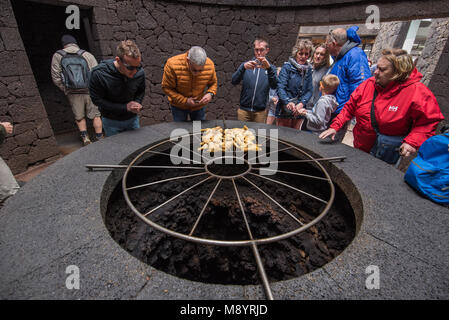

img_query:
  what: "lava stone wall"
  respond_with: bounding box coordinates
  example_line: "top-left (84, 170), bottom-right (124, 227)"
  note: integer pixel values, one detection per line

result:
top-left (428, 33), bottom-right (449, 128)
top-left (2, 0), bottom-right (449, 174)
top-left (417, 18), bottom-right (449, 87)
top-left (91, 0), bottom-right (301, 124)
top-left (0, 0), bottom-right (60, 174)
top-left (369, 21), bottom-right (409, 63)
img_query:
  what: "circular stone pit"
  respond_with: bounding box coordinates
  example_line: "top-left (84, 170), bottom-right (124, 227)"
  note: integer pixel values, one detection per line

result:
top-left (0, 121), bottom-right (447, 300)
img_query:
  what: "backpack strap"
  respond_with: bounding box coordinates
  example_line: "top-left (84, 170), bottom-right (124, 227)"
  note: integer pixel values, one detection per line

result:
top-left (56, 49), bottom-right (67, 57)
top-left (76, 49), bottom-right (85, 56)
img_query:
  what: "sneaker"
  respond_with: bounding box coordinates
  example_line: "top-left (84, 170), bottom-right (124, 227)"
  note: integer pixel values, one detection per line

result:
top-left (81, 135), bottom-right (92, 146)
top-left (95, 134), bottom-right (104, 142)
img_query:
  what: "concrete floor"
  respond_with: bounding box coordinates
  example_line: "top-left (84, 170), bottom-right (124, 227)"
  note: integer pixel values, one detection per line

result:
top-left (14, 131), bottom-right (84, 183)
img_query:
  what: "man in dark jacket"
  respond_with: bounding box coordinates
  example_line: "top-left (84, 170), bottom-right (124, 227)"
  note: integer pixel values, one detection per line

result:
top-left (89, 40), bottom-right (145, 137)
top-left (231, 37), bottom-right (277, 123)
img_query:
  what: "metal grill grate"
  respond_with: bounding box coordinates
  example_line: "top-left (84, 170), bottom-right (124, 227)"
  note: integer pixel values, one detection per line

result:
top-left (87, 131), bottom-right (345, 300)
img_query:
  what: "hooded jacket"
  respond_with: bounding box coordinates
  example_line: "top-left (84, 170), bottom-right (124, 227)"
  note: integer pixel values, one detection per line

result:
top-left (89, 59), bottom-right (146, 121)
top-left (276, 58), bottom-right (313, 118)
top-left (305, 94), bottom-right (338, 132)
top-left (330, 68), bottom-right (444, 153)
top-left (329, 26), bottom-right (371, 114)
top-left (231, 59), bottom-right (277, 112)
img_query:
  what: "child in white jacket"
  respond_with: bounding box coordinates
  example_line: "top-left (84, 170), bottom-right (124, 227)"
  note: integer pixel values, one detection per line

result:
top-left (298, 74), bottom-right (340, 133)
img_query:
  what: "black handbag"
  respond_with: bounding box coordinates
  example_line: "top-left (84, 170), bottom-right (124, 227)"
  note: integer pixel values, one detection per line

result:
top-left (369, 90), bottom-right (405, 164)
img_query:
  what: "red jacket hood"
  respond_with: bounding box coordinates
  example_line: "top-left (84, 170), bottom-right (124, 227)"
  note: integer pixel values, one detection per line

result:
top-left (374, 68), bottom-right (422, 97)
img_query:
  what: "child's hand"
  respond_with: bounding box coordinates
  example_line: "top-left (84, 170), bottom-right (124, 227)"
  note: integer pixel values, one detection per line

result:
top-left (298, 108), bottom-right (307, 116)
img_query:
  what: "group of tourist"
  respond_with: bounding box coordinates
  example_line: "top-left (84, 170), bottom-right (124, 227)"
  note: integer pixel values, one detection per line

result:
top-left (0, 26), bottom-right (445, 204)
top-left (231, 27), bottom-right (443, 164)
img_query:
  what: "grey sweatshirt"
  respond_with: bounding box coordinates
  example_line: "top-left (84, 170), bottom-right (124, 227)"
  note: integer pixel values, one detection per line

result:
top-left (305, 94), bottom-right (338, 133)
top-left (306, 65), bottom-right (329, 110)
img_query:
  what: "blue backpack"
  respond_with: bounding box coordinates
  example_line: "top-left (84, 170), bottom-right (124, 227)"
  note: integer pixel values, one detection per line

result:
top-left (57, 49), bottom-right (90, 91)
top-left (404, 133), bottom-right (449, 206)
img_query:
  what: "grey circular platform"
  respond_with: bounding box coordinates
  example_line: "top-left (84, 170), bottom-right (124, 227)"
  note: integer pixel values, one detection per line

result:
top-left (0, 121), bottom-right (447, 299)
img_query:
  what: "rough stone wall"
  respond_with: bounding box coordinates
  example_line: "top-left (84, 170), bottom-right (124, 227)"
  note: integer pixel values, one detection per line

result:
top-left (88, 0), bottom-right (301, 125)
top-left (369, 21), bottom-right (408, 63)
top-left (0, 0), bottom-right (60, 174)
top-left (427, 32), bottom-right (449, 129)
top-left (416, 18), bottom-right (449, 86)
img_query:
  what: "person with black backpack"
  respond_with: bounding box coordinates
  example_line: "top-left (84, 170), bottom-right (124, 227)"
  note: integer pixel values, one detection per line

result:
top-left (51, 35), bottom-right (103, 146)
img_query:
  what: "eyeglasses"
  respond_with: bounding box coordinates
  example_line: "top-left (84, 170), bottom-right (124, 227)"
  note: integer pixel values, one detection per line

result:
top-left (120, 58), bottom-right (142, 71)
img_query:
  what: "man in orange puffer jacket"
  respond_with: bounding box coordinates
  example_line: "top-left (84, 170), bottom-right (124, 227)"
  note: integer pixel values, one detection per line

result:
top-left (162, 46), bottom-right (218, 121)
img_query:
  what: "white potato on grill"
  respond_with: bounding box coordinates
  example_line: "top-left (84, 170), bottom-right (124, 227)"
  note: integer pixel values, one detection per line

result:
top-left (199, 125), bottom-right (261, 152)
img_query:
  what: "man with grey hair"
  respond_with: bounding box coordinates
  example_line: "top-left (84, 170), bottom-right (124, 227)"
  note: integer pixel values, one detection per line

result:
top-left (162, 46), bottom-right (218, 121)
top-left (325, 26), bottom-right (370, 141)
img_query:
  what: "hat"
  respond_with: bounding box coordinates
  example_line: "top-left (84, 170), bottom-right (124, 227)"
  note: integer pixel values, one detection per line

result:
top-left (61, 34), bottom-right (77, 47)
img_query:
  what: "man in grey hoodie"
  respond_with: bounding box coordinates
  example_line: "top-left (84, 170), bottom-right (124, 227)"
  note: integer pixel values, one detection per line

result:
top-left (298, 74), bottom-right (340, 133)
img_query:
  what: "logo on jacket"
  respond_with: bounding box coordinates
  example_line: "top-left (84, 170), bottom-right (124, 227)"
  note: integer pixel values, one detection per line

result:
top-left (388, 106), bottom-right (399, 112)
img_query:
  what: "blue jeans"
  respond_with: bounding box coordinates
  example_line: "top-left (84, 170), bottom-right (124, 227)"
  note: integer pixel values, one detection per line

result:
top-left (102, 116), bottom-right (140, 137)
top-left (171, 106), bottom-right (205, 122)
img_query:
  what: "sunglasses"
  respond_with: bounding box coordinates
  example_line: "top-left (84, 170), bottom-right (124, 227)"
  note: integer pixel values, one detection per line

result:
top-left (120, 58), bottom-right (142, 71)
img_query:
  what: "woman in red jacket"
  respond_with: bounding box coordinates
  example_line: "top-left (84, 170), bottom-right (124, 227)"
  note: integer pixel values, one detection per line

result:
top-left (319, 48), bottom-right (444, 160)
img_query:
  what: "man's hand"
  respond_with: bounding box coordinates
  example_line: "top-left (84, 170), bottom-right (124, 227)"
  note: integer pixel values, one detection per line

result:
top-left (272, 96), bottom-right (279, 105)
top-left (399, 142), bottom-right (417, 157)
top-left (244, 60), bottom-right (258, 70)
top-left (0, 122), bottom-right (13, 134)
top-left (186, 97), bottom-right (199, 108)
top-left (198, 93), bottom-right (213, 106)
top-left (127, 101), bottom-right (142, 114)
top-left (258, 57), bottom-right (270, 69)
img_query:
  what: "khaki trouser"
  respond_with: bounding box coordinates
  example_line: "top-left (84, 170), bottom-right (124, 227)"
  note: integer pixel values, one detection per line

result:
top-left (237, 108), bottom-right (267, 124)
top-left (66, 93), bottom-right (101, 121)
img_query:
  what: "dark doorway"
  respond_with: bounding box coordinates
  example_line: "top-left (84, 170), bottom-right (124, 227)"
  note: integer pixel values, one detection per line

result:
top-left (11, 0), bottom-right (94, 135)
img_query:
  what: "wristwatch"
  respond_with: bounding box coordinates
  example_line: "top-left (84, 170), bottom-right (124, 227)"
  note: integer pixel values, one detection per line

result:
top-left (208, 92), bottom-right (215, 99)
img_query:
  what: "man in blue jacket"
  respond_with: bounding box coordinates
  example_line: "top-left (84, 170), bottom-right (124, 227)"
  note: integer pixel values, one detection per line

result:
top-left (231, 37), bottom-right (278, 123)
top-left (326, 26), bottom-right (370, 140)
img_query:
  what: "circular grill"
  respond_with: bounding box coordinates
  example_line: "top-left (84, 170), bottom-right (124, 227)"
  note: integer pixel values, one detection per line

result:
top-left (120, 132), bottom-right (336, 249)
top-left (92, 130), bottom-right (344, 300)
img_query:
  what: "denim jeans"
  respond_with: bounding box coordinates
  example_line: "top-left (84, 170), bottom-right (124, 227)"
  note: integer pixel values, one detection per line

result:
top-left (171, 106), bottom-right (205, 122)
top-left (102, 116), bottom-right (140, 137)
